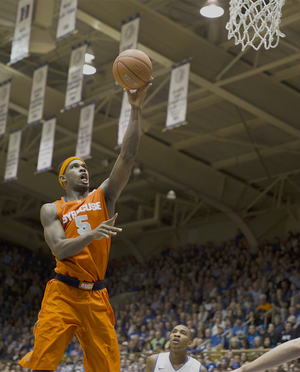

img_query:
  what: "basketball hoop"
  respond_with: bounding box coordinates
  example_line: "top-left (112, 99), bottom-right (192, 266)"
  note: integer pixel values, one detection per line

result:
top-left (226, 0), bottom-right (286, 51)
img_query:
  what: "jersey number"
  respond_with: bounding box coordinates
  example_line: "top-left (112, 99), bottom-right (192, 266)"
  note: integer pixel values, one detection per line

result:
top-left (75, 215), bottom-right (91, 235)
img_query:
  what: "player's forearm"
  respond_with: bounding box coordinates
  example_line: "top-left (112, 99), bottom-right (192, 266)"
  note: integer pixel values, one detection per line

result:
top-left (53, 232), bottom-right (95, 260)
top-left (120, 107), bottom-right (141, 159)
top-left (240, 339), bottom-right (300, 372)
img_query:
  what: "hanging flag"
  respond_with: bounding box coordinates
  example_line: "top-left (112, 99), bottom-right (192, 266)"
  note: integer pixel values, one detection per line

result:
top-left (56, 0), bottom-right (78, 41)
top-left (75, 102), bottom-right (95, 160)
top-left (117, 91), bottom-right (131, 148)
top-left (0, 80), bottom-right (12, 138)
top-left (36, 116), bottom-right (56, 174)
top-left (119, 15), bottom-right (140, 53)
top-left (27, 63), bottom-right (48, 126)
top-left (165, 61), bottom-right (190, 131)
top-left (64, 43), bottom-right (87, 111)
top-left (10, 0), bottom-right (34, 64)
top-left (4, 129), bottom-right (22, 182)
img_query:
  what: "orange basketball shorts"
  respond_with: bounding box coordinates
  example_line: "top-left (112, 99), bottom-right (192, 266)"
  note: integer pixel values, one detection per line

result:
top-left (19, 279), bottom-right (120, 372)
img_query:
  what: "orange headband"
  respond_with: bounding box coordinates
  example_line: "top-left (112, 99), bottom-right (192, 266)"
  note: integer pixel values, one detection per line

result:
top-left (58, 157), bottom-right (86, 189)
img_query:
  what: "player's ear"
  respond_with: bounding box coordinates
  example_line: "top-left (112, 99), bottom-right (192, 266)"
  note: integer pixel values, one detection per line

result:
top-left (188, 340), bottom-right (193, 348)
top-left (60, 174), bottom-right (67, 184)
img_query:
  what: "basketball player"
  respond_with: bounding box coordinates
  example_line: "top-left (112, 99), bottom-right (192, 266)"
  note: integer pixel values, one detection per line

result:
top-left (146, 325), bottom-right (207, 372)
top-left (19, 79), bottom-right (153, 372)
top-left (233, 337), bottom-right (300, 372)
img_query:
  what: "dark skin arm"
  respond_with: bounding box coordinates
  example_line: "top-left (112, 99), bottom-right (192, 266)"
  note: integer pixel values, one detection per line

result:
top-left (40, 203), bottom-right (121, 260)
top-left (101, 79), bottom-right (153, 217)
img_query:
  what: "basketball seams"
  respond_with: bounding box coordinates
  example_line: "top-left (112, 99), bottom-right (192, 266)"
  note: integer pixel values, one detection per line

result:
top-left (117, 61), bottom-right (148, 84)
top-left (116, 55), bottom-right (152, 74)
top-left (115, 62), bottom-right (133, 89)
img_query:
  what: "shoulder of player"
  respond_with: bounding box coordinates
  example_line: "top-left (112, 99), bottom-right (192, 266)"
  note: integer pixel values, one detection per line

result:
top-left (40, 203), bottom-right (57, 223)
top-left (200, 364), bottom-right (208, 372)
top-left (41, 202), bottom-right (56, 214)
top-left (87, 187), bottom-right (102, 199)
top-left (146, 354), bottom-right (158, 369)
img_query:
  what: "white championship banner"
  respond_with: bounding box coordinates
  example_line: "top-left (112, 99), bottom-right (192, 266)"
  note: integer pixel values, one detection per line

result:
top-left (117, 91), bottom-right (131, 148)
top-left (27, 64), bottom-right (48, 126)
top-left (10, 0), bottom-right (34, 64)
top-left (75, 102), bottom-right (95, 160)
top-left (56, 0), bottom-right (78, 41)
top-left (36, 116), bottom-right (56, 174)
top-left (0, 80), bottom-right (12, 138)
top-left (64, 43), bottom-right (87, 111)
top-left (166, 62), bottom-right (190, 130)
top-left (119, 16), bottom-right (140, 53)
top-left (4, 129), bottom-right (22, 182)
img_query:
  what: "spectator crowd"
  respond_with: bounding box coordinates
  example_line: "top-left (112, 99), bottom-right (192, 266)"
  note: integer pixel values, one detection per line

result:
top-left (1, 229), bottom-right (300, 371)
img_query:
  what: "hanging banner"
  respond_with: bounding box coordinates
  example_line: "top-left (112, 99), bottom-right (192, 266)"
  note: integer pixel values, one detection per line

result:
top-left (56, 0), bottom-right (78, 41)
top-left (36, 116), bottom-right (56, 174)
top-left (64, 43), bottom-right (87, 111)
top-left (27, 64), bottom-right (48, 126)
top-left (0, 80), bottom-right (12, 138)
top-left (117, 91), bottom-right (131, 148)
top-left (165, 62), bottom-right (190, 130)
top-left (10, 0), bottom-right (34, 64)
top-left (119, 16), bottom-right (140, 53)
top-left (75, 102), bottom-right (95, 160)
top-left (4, 129), bottom-right (22, 182)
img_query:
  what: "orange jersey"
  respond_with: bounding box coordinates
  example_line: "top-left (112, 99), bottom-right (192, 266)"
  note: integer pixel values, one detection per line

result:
top-left (54, 187), bottom-right (110, 282)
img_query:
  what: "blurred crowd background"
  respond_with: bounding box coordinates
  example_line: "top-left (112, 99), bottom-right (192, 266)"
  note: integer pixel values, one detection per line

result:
top-left (1, 230), bottom-right (300, 371)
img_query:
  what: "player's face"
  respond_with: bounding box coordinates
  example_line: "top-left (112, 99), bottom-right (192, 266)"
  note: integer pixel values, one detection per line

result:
top-left (170, 325), bottom-right (191, 350)
top-left (65, 160), bottom-right (89, 190)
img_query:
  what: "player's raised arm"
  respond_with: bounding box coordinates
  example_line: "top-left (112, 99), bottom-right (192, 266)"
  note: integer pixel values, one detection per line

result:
top-left (101, 79), bottom-right (153, 217)
top-left (235, 338), bottom-right (300, 372)
top-left (146, 354), bottom-right (158, 372)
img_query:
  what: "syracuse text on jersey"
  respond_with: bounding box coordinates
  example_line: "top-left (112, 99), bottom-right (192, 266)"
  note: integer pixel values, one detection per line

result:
top-left (62, 202), bottom-right (102, 224)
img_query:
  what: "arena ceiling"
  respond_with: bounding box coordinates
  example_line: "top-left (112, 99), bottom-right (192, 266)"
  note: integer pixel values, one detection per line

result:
top-left (1, 0), bottom-right (300, 253)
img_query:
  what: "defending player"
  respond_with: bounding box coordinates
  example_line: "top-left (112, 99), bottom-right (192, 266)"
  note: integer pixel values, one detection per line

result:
top-left (146, 325), bottom-right (207, 372)
top-left (19, 79), bottom-right (152, 372)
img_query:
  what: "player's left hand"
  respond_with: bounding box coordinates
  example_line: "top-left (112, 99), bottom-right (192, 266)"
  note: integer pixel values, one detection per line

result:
top-left (124, 77), bottom-right (154, 109)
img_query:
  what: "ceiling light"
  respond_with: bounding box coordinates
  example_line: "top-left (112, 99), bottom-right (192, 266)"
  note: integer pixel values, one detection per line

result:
top-left (166, 190), bottom-right (176, 200)
top-left (85, 45), bottom-right (95, 62)
top-left (83, 64), bottom-right (96, 75)
top-left (85, 52), bottom-right (95, 62)
top-left (200, 1), bottom-right (224, 18)
top-left (132, 167), bottom-right (142, 176)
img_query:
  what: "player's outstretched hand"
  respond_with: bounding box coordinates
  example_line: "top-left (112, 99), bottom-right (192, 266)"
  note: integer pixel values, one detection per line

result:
top-left (93, 213), bottom-right (122, 240)
top-left (124, 77), bottom-right (154, 109)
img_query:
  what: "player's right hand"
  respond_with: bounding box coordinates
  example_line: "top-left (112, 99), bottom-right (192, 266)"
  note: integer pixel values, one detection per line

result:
top-left (92, 213), bottom-right (122, 240)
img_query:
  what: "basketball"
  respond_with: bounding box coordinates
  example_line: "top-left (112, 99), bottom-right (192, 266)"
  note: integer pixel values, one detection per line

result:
top-left (113, 49), bottom-right (152, 90)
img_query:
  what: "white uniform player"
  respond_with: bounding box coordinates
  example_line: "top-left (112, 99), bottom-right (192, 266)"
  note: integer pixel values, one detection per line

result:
top-left (146, 325), bottom-right (207, 372)
top-left (153, 352), bottom-right (202, 372)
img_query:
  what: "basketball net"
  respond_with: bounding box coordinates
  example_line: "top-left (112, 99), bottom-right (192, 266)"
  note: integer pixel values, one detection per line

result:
top-left (226, 0), bottom-right (286, 51)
